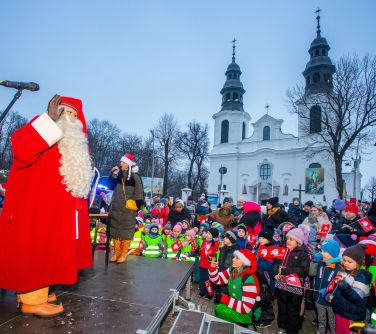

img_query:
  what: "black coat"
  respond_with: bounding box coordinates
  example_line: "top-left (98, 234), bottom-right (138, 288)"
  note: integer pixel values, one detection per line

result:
top-left (167, 207), bottom-right (192, 228)
top-left (265, 208), bottom-right (292, 229)
top-left (239, 211), bottom-right (261, 228)
top-left (274, 246), bottom-right (310, 278)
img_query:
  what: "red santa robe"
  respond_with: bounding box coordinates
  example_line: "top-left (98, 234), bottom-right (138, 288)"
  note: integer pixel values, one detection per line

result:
top-left (0, 112), bottom-right (92, 293)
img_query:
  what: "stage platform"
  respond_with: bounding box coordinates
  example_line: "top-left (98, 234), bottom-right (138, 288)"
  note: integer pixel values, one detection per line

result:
top-left (0, 252), bottom-right (194, 334)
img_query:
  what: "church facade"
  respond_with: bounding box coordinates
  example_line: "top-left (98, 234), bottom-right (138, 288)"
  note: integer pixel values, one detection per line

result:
top-left (208, 14), bottom-right (361, 205)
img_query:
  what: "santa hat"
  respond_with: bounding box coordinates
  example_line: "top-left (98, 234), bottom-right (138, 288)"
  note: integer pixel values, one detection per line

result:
top-left (59, 96), bottom-right (86, 134)
top-left (345, 203), bottom-right (359, 215)
top-left (233, 249), bottom-right (258, 273)
top-left (243, 201), bottom-right (261, 214)
top-left (120, 153), bottom-right (137, 180)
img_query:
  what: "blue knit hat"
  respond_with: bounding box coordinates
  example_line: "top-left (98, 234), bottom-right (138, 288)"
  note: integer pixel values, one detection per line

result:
top-left (320, 239), bottom-right (340, 258)
top-left (333, 199), bottom-right (347, 211)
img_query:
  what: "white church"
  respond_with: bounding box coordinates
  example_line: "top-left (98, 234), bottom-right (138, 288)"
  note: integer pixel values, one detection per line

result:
top-left (208, 14), bottom-right (361, 205)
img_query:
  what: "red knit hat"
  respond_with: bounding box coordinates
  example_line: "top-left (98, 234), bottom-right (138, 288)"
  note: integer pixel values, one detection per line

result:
top-left (345, 203), bottom-right (359, 215)
top-left (233, 249), bottom-right (258, 273)
top-left (59, 96), bottom-right (86, 134)
top-left (243, 201), bottom-right (261, 214)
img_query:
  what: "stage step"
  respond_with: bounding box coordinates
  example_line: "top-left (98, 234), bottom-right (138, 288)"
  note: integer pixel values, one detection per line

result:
top-left (169, 310), bottom-right (205, 334)
top-left (207, 320), bottom-right (234, 334)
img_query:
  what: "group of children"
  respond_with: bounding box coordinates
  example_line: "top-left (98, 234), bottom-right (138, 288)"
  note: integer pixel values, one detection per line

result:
top-left (122, 202), bottom-right (375, 334)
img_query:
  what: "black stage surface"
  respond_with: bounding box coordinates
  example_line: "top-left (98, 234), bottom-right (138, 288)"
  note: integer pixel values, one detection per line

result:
top-left (0, 252), bottom-right (193, 334)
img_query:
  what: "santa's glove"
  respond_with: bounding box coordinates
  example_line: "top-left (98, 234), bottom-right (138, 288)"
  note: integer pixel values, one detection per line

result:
top-left (214, 293), bottom-right (222, 304)
top-left (47, 95), bottom-right (63, 121)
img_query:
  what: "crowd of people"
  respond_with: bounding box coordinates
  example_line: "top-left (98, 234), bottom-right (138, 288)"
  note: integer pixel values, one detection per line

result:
top-left (103, 193), bottom-right (376, 334)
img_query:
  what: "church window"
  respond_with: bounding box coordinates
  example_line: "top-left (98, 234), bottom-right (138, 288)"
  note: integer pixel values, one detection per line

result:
top-left (315, 49), bottom-right (319, 56)
top-left (226, 93), bottom-right (230, 101)
top-left (221, 120), bottom-right (229, 143)
top-left (313, 72), bottom-right (320, 83)
top-left (309, 163), bottom-right (322, 168)
top-left (233, 92), bottom-right (238, 101)
top-left (242, 184), bottom-right (247, 194)
top-left (310, 105), bottom-right (322, 133)
top-left (260, 164), bottom-right (271, 180)
top-left (322, 49), bottom-right (326, 56)
top-left (263, 126), bottom-right (270, 141)
top-left (306, 76), bottom-right (311, 85)
top-left (324, 73), bottom-right (330, 83)
top-left (283, 184), bottom-right (289, 195)
top-left (242, 122), bottom-right (246, 140)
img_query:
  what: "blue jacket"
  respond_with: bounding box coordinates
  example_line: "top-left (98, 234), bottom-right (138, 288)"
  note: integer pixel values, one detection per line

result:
top-left (313, 256), bottom-right (341, 306)
top-left (255, 244), bottom-right (277, 292)
top-left (288, 203), bottom-right (303, 224)
top-left (235, 237), bottom-right (252, 250)
top-left (332, 269), bottom-right (371, 321)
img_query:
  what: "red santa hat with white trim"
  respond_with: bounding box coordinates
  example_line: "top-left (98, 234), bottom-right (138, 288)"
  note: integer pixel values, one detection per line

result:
top-left (120, 153), bottom-right (138, 180)
top-left (59, 96), bottom-right (86, 134)
top-left (233, 249), bottom-right (258, 274)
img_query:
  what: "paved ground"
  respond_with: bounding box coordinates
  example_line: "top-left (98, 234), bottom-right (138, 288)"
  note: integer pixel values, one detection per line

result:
top-left (160, 280), bottom-right (317, 334)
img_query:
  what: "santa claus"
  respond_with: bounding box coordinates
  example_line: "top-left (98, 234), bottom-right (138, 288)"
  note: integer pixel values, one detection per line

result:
top-left (0, 95), bottom-right (94, 316)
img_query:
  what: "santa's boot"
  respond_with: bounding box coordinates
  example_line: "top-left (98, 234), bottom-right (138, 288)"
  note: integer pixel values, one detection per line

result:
top-left (110, 239), bottom-right (122, 262)
top-left (17, 293), bottom-right (57, 307)
top-left (117, 240), bottom-right (131, 264)
top-left (19, 287), bottom-right (64, 317)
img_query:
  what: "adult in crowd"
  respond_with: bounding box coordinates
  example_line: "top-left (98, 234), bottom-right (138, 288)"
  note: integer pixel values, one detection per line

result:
top-left (301, 200), bottom-right (313, 221)
top-left (0, 95), bottom-right (94, 316)
top-left (166, 199), bottom-right (192, 228)
top-left (210, 200), bottom-right (234, 232)
top-left (239, 201), bottom-right (262, 237)
top-left (150, 197), bottom-right (169, 227)
top-left (288, 197), bottom-right (303, 225)
top-left (264, 197), bottom-right (291, 228)
top-left (327, 198), bottom-right (347, 231)
top-left (366, 200), bottom-right (376, 226)
top-left (302, 204), bottom-right (331, 230)
top-left (109, 153), bottom-right (145, 264)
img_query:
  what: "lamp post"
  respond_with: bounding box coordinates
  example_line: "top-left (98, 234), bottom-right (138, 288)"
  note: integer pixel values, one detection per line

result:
top-left (150, 129), bottom-right (155, 200)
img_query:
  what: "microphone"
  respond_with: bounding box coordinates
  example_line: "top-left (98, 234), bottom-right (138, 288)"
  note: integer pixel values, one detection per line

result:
top-left (0, 80), bottom-right (40, 92)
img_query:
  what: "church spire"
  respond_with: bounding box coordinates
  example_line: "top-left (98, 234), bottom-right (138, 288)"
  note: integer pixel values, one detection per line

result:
top-left (303, 8), bottom-right (335, 95)
top-left (220, 39), bottom-right (246, 112)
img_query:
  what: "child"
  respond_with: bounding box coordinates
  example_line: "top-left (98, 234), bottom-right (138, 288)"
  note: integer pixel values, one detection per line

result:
top-left (313, 239), bottom-right (341, 334)
top-left (180, 229), bottom-right (197, 262)
top-left (218, 231), bottom-right (238, 271)
top-left (330, 244), bottom-right (371, 334)
top-left (236, 224), bottom-right (252, 250)
top-left (128, 220), bottom-right (144, 256)
top-left (199, 228), bottom-right (219, 298)
top-left (274, 227), bottom-right (310, 334)
top-left (142, 223), bottom-right (164, 258)
top-left (164, 224), bottom-right (183, 260)
top-left (181, 220), bottom-right (190, 236)
top-left (162, 224), bottom-right (171, 243)
top-left (288, 198), bottom-right (303, 225)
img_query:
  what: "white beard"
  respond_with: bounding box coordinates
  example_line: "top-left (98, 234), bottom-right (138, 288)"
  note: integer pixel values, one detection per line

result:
top-left (56, 115), bottom-right (94, 198)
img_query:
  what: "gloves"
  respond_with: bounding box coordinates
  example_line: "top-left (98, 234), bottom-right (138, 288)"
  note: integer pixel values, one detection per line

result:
top-left (214, 293), bottom-right (222, 304)
top-left (319, 288), bottom-right (326, 297)
top-left (313, 252), bottom-right (323, 263)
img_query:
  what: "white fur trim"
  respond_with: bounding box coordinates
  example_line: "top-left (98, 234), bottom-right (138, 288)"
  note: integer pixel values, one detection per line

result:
top-left (234, 250), bottom-right (251, 266)
top-left (120, 156), bottom-right (134, 166)
top-left (31, 113), bottom-right (63, 147)
top-left (132, 165), bottom-right (139, 173)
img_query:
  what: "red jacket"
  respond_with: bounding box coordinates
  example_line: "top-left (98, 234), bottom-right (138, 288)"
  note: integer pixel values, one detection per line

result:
top-left (199, 239), bottom-right (219, 269)
top-left (150, 205), bottom-right (169, 227)
top-left (0, 113), bottom-right (92, 292)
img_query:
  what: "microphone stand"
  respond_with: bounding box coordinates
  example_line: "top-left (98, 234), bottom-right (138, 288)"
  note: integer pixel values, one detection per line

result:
top-left (0, 89), bottom-right (23, 124)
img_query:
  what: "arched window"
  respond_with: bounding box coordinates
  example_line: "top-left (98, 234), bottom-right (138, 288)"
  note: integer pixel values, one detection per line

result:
top-left (263, 126), bottom-right (270, 141)
top-left (221, 120), bottom-right (229, 143)
top-left (283, 184), bottom-right (289, 195)
top-left (226, 93), bottom-right (230, 101)
top-left (313, 72), bottom-right (320, 83)
top-left (233, 92), bottom-right (238, 101)
top-left (310, 105), bottom-right (322, 133)
top-left (260, 164), bottom-right (271, 180)
top-left (242, 122), bottom-right (246, 140)
top-left (242, 184), bottom-right (247, 194)
top-left (309, 163), bottom-right (322, 168)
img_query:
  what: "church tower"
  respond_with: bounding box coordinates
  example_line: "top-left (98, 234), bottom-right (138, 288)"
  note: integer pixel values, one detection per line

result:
top-left (298, 9), bottom-right (336, 136)
top-left (213, 39), bottom-right (251, 145)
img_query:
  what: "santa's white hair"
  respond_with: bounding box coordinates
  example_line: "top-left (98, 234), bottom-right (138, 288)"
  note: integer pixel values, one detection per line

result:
top-left (56, 114), bottom-right (94, 198)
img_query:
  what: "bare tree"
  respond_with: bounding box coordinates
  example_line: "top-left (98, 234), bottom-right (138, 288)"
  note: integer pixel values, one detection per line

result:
top-left (0, 111), bottom-right (27, 170)
top-left (177, 121), bottom-right (209, 190)
top-left (365, 177), bottom-right (376, 202)
top-left (288, 55), bottom-right (376, 198)
top-left (154, 113), bottom-right (180, 195)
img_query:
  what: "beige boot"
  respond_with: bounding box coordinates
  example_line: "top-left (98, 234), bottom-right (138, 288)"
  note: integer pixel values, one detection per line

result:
top-left (110, 239), bottom-right (122, 262)
top-left (117, 240), bottom-right (131, 264)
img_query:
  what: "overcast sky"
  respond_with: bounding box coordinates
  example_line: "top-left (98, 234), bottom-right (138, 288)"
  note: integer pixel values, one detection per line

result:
top-left (1, 1), bottom-right (375, 187)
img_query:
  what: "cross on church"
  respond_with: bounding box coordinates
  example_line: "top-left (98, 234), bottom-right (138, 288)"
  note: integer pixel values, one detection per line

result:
top-left (232, 38), bottom-right (237, 60)
top-left (292, 184), bottom-right (306, 202)
top-left (315, 7), bottom-right (322, 36)
top-left (265, 104), bottom-right (270, 115)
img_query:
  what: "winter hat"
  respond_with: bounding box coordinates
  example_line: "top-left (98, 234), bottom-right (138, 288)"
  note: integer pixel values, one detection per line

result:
top-left (345, 204), bottom-right (359, 215)
top-left (343, 244), bottom-right (366, 266)
top-left (258, 224), bottom-right (274, 242)
top-left (59, 96), bottom-right (86, 134)
top-left (211, 222), bottom-right (222, 229)
top-left (333, 199), bottom-right (347, 211)
top-left (237, 224), bottom-right (247, 233)
top-left (225, 230), bottom-right (237, 243)
top-left (200, 222), bottom-right (209, 231)
top-left (304, 200), bottom-right (314, 207)
top-left (173, 224), bottom-right (182, 232)
top-left (175, 199), bottom-right (185, 208)
top-left (163, 224), bottom-right (172, 231)
top-left (243, 201), bottom-right (261, 214)
top-left (185, 229), bottom-right (196, 238)
top-left (233, 249), bottom-right (258, 272)
top-left (267, 197), bottom-right (279, 206)
top-left (286, 227), bottom-right (305, 246)
top-left (149, 222), bottom-right (159, 232)
top-left (218, 226), bottom-right (224, 237)
top-left (152, 196), bottom-right (160, 204)
top-left (120, 153), bottom-right (136, 180)
top-left (196, 202), bottom-right (210, 215)
top-left (223, 197), bottom-right (231, 204)
top-left (321, 239), bottom-right (340, 258)
top-left (208, 228), bottom-right (219, 239)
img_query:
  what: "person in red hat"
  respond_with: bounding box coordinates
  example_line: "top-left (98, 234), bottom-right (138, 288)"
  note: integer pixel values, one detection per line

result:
top-left (0, 95), bottom-right (94, 316)
top-left (109, 153), bottom-right (145, 263)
